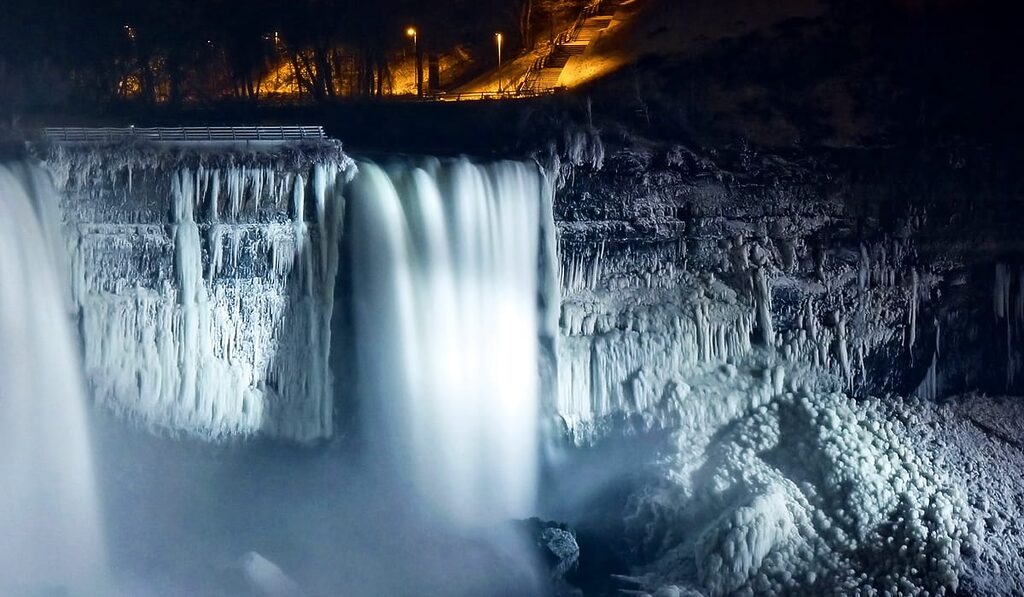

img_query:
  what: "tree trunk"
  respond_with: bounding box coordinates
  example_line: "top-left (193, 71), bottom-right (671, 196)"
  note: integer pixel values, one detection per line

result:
top-left (521, 0), bottom-right (535, 50)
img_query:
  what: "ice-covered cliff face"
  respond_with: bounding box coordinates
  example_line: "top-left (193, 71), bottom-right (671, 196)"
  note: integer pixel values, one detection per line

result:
top-left (46, 142), bottom-right (562, 533)
top-left (46, 143), bottom-right (559, 460)
top-left (34, 135), bottom-right (1024, 593)
top-left (548, 144), bottom-right (1024, 442)
top-left (48, 143), bottom-right (353, 442)
top-left (541, 144), bottom-right (1024, 595)
top-left (49, 139), bottom-right (1019, 449)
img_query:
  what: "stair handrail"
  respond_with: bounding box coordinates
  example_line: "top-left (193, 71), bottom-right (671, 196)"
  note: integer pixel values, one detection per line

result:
top-left (516, 54), bottom-right (549, 92)
top-left (517, 0), bottom-right (604, 92)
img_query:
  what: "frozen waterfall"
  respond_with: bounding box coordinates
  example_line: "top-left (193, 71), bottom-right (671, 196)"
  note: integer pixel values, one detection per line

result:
top-left (0, 163), bottom-right (106, 594)
top-left (346, 158), bottom-right (548, 527)
top-left (53, 147), bottom-right (350, 442)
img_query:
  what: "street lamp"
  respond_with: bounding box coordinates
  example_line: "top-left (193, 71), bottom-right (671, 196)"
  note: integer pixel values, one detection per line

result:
top-left (495, 32), bottom-right (503, 94)
top-left (407, 27), bottom-right (422, 97)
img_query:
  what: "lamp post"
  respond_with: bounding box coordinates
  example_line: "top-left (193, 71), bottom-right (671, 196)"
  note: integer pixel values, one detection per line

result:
top-left (496, 32), bottom-right (504, 94)
top-left (407, 27), bottom-right (422, 97)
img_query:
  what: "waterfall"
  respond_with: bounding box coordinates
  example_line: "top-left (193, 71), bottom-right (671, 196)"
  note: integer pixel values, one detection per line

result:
top-left (0, 163), bottom-right (106, 594)
top-left (346, 158), bottom-right (547, 527)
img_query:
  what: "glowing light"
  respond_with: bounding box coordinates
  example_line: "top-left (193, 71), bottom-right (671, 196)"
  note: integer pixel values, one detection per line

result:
top-left (495, 32), bottom-right (504, 93)
top-left (406, 27), bottom-right (421, 96)
top-left (117, 74), bottom-right (142, 98)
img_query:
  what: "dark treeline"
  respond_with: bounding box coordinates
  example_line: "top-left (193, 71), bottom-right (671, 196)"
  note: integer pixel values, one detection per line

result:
top-left (0, 0), bottom-right (577, 113)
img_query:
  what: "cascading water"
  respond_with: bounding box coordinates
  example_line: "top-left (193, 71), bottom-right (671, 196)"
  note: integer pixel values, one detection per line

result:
top-left (346, 158), bottom-right (547, 527)
top-left (0, 163), bottom-right (106, 594)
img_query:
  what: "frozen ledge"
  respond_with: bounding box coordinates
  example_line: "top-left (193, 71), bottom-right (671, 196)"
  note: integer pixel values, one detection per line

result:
top-left (43, 126), bottom-right (326, 144)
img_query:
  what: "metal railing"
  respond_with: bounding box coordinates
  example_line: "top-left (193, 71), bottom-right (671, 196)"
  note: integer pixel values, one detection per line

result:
top-left (424, 88), bottom-right (559, 102)
top-left (518, 55), bottom-right (550, 93)
top-left (43, 126), bottom-right (326, 143)
top-left (558, 1), bottom-right (600, 46)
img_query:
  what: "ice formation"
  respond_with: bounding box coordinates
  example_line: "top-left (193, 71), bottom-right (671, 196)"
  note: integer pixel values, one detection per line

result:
top-left (34, 137), bottom-right (1013, 593)
top-left (346, 158), bottom-right (555, 527)
top-left (0, 162), bottom-right (106, 594)
top-left (551, 222), bottom-right (935, 443)
top-left (545, 227), bottom-right (977, 594)
top-left (555, 240), bottom-right (758, 439)
top-left (546, 151), bottom-right (988, 593)
top-left (622, 385), bottom-right (972, 596)
top-left (50, 146), bottom-right (350, 441)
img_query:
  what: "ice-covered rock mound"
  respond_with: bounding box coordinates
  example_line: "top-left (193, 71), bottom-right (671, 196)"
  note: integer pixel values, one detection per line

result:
top-left (623, 391), bottom-right (976, 595)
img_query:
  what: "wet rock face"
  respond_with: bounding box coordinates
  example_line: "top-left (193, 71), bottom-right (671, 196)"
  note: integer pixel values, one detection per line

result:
top-left (517, 518), bottom-right (583, 596)
top-left (552, 142), bottom-right (1024, 436)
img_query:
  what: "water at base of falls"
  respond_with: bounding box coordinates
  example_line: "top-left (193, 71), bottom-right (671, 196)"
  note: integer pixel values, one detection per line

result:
top-left (346, 158), bottom-right (545, 528)
top-left (0, 163), bottom-right (106, 594)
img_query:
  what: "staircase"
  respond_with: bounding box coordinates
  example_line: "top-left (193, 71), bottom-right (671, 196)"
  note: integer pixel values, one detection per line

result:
top-left (518, 0), bottom-right (623, 93)
top-left (574, 16), bottom-right (613, 43)
top-left (548, 43), bottom-right (586, 68)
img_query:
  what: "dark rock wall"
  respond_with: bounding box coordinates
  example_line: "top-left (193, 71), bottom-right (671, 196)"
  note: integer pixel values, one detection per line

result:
top-left (552, 142), bottom-right (1024, 436)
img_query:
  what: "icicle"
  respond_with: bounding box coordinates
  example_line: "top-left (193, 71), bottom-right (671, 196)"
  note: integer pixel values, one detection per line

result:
top-left (908, 268), bottom-right (918, 349)
top-left (834, 313), bottom-right (852, 386)
top-left (591, 240), bottom-right (605, 290)
top-left (207, 225), bottom-right (224, 283)
top-left (1016, 268), bottom-right (1024, 328)
top-left (995, 263), bottom-right (1010, 320)
top-left (754, 267), bottom-right (775, 346)
top-left (538, 170), bottom-right (560, 341)
top-left (994, 263), bottom-right (1019, 389)
top-left (915, 321), bottom-right (941, 401)
top-left (230, 228), bottom-right (243, 267)
top-left (208, 169), bottom-right (220, 222)
top-left (858, 243), bottom-right (870, 290)
top-left (228, 167), bottom-right (242, 219)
